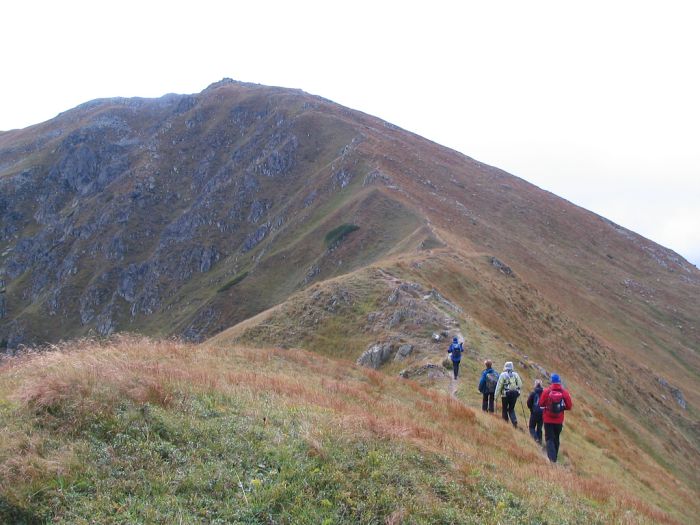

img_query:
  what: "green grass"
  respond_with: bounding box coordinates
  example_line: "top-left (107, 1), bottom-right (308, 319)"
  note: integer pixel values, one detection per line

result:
top-left (217, 271), bottom-right (249, 293)
top-left (1, 395), bottom-right (531, 524)
top-left (324, 224), bottom-right (359, 248)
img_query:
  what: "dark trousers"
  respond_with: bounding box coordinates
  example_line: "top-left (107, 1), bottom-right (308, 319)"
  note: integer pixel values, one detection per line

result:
top-left (452, 360), bottom-right (460, 379)
top-left (529, 412), bottom-right (543, 444)
top-left (482, 392), bottom-right (495, 412)
top-left (501, 392), bottom-right (519, 427)
top-left (544, 423), bottom-right (563, 462)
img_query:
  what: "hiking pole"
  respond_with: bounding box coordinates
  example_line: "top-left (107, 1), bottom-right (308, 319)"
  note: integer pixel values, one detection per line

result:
top-left (519, 398), bottom-right (527, 420)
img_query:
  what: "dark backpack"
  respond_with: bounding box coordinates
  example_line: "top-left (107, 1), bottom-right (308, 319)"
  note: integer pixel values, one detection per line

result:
top-left (548, 390), bottom-right (566, 414)
top-left (532, 391), bottom-right (543, 415)
top-left (484, 371), bottom-right (499, 394)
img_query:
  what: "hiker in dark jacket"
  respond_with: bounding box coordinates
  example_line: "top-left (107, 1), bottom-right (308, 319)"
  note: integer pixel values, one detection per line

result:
top-left (526, 379), bottom-right (544, 444)
top-left (447, 337), bottom-right (463, 380)
top-left (538, 374), bottom-right (573, 463)
top-left (477, 359), bottom-right (498, 412)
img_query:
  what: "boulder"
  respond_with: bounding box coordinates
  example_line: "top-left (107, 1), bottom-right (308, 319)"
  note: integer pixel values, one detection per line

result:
top-left (357, 343), bottom-right (394, 369)
top-left (394, 344), bottom-right (414, 361)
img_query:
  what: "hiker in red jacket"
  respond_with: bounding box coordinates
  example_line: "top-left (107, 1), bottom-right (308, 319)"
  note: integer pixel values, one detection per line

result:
top-left (538, 374), bottom-right (573, 463)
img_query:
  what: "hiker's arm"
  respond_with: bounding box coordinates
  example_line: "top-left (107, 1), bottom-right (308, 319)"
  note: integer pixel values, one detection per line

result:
top-left (538, 390), bottom-right (548, 410)
top-left (565, 391), bottom-right (573, 410)
top-left (526, 392), bottom-right (533, 409)
top-left (494, 375), bottom-right (503, 398)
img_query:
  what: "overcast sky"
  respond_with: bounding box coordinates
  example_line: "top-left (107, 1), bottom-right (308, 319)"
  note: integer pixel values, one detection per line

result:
top-left (2, 1), bottom-right (698, 266)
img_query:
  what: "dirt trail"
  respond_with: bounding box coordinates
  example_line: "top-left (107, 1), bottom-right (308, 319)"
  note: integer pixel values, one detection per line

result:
top-left (449, 378), bottom-right (458, 398)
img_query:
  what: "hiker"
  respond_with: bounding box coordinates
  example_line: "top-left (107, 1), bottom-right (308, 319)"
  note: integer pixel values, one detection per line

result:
top-left (494, 361), bottom-right (522, 427)
top-left (526, 379), bottom-right (544, 444)
top-left (447, 337), bottom-right (463, 380)
top-left (477, 359), bottom-right (498, 412)
top-left (538, 374), bottom-right (573, 463)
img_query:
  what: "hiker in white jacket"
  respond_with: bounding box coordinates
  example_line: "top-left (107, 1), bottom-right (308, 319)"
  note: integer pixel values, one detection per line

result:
top-left (494, 361), bottom-right (523, 428)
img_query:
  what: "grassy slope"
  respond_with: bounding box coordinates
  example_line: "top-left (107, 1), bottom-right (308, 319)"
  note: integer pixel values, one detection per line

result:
top-left (210, 254), bottom-right (698, 523)
top-left (0, 337), bottom-right (679, 524)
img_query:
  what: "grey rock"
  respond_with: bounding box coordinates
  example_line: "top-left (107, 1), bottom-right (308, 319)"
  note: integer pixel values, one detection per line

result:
top-left (80, 285), bottom-right (110, 325)
top-left (387, 288), bottom-right (400, 304)
top-left (357, 343), bottom-right (395, 369)
top-left (96, 307), bottom-right (115, 336)
top-left (243, 222), bottom-right (270, 252)
top-left (394, 344), bottom-right (414, 361)
top-left (399, 363), bottom-right (446, 380)
top-left (490, 257), bottom-right (514, 277)
top-left (657, 377), bottom-right (687, 410)
top-left (304, 265), bottom-right (320, 284)
top-left (303, 190), bottom-right (318, 207)
top-left (247, 199), bottom-right (271, 223)
top-left (333, 169), bottom-right (352, 189)
top-left (363, 170), bottom-right (392, 187)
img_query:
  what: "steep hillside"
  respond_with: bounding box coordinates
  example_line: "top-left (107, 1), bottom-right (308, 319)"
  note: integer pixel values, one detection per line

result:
top-left (1, 79), bottom-right (698, 519)
top-left (0, 337), bottom-right (687, 524)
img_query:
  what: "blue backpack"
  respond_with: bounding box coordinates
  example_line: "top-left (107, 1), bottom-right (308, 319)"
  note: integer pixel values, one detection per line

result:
top-left (449, 343), bottom-right (463, 362)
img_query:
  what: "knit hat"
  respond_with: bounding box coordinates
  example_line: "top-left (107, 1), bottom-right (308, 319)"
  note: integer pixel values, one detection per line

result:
top-left (504, 361), bottom-right (513, 371)
top-left (551, 373), bottom-right (561, 384)
top-left (453, 337), bottom-right (459, 343)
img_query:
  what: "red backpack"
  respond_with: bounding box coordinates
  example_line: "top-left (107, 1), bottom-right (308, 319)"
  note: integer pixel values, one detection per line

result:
top-left (548, 390), bottom-right (566, 414)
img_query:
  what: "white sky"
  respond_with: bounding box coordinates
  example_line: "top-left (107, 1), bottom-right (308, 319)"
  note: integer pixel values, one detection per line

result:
top-left (2, 1), bottom-right (699, 266)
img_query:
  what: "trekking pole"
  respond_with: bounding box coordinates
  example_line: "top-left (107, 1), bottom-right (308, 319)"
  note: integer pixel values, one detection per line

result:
top-left (519, 398), bottom-right (527, 420)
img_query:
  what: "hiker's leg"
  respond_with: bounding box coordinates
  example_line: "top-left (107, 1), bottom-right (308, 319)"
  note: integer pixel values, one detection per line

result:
top-left (482, 393), bottom-right (488, 411)
top-left (508, 394), bottom-right (518, 426)
top-left (453, 361), bottom-right (459, 379)
top-left (501, 398), bottom-right (509, 421)
top-left (544, 423), bottom-right (557, 462)
top-left (488, 393), bottom-right (495, 412)
top-left (528, 413), bottom-right (537, 440)
top-left (535, 416), bottom-right (543, 444)
top-left (553, 424), bottom-right (562, 458)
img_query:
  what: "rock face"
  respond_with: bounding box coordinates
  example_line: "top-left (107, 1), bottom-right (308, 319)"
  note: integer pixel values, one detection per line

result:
top-left (0, 83), bottom-right (368, 348)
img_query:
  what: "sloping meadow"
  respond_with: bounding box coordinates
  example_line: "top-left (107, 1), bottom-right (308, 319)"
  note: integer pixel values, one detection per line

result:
top-left (0, 337), bottom-right (678, 524)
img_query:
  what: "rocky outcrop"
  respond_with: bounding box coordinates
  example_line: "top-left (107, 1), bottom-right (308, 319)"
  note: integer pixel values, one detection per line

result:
top-left (657, 377), bottom-right (687, 410)
top-left (394, 344), bottom-right (414, 361)
top-left (357, 343), bottom-right (395, 369)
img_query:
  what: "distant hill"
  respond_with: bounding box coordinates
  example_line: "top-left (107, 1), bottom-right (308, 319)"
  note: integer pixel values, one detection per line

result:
top-left (0, 79), bottom-right (698, 521)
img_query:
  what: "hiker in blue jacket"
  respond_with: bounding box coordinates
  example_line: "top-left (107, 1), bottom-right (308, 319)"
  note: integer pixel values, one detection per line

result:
top-left (447, 337), bottom-right (463, 380)
top-left (478, 359), bottom-right (498, 412)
